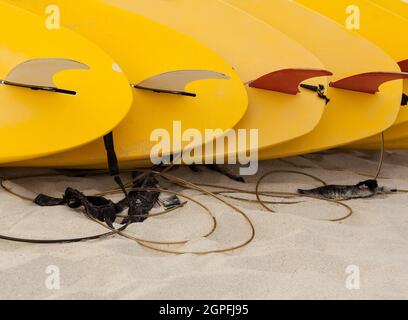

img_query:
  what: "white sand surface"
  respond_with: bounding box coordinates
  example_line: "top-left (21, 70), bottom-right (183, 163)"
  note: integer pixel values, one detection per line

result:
top-left (1, 150), bottom-right (408, 300)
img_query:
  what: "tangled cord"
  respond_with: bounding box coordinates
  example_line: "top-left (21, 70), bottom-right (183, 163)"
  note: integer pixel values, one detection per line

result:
top-left (89, 187), bottom-right (219, 248)
top-left (0, 171), bottom-right (257, 255)
top-left (1, 143), bottom-right (383, 255)
top-left (187, 134), bottom-right (388, 223)
top-left (254, 171), bottom-right (353, 222)
top-left (0, 174), bottom-right (117, 244)
top-left (191, 171), bottom-right (352, 222)
top-left (98, 170), bottom-right (257, 254)
top-left (0, 176), bottom-right (219, 249)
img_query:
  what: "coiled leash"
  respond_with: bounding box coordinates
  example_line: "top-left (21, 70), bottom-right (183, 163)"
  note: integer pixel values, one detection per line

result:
top-left (34, 188), bottom-right (123, 229)
top-left (34, 132), bottom-right (138, 229)
top-left (116, 172), bottom-right (160, 224)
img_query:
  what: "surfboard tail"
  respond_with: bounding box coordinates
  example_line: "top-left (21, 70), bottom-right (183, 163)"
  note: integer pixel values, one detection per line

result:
top-left (249, 68), bottom-right (333, 95)
top-left (329, 72), bottom-right (408, 94)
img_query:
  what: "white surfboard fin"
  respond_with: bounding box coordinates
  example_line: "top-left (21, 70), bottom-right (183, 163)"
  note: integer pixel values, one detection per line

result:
top-left (1, 58), bottom-right (89, 95)
top-left (248, 69), bottom-right (333, 95)
top-left (399, 60), bottom-right (408, 72)
top-left (132, 70), bottom-right (230, 97)
top-left (330, 72), bottom-right (408, 94)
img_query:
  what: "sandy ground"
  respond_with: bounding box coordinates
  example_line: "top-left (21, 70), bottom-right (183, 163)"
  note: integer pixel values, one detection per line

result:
top-left (1, 150), bottom-right (408, 300)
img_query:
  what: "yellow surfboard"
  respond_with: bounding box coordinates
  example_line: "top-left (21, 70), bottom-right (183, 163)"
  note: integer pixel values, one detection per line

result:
top-left (366, 137), bottom-right (408, 150)
top-left (295, 0), bottom-right (408, 148)
top-left (226, 0), bottom-right (403, 159)
top-left (82, 0), bottom-right (331, 163)
top-left (370, 0), bottom-right (408, 19)
top-left (351, 0), bottom-right (408, 149)
top-left (5, 0), bottom-right (248, 168)
top-left (349, 135), bottom-right (408, 150)
top-left (0, 1), bottom-right (132, 164)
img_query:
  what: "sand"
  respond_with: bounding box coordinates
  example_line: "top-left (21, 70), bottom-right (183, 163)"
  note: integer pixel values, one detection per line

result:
top-left (1, 150), bottom-right (408, 300)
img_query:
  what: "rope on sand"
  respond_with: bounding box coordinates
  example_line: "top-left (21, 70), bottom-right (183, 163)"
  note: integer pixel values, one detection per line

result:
top-left (3, 144), bottom-right (383, 255)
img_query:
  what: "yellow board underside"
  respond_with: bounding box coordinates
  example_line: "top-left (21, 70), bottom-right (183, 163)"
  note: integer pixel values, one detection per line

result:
top-left (97, 0), bottom-right (329, 160)
top-left (226, 0), bottom-right (402, 159)
top-left (0, 1), bottom-right (133, 164)
top-left (5, 0), bottom-right (248, 168)
top-left (295, 0), bottom-right (408, 148)
top-left (369, 0), bottom-right (408, 20)
top-left (351, 0), bottom-right (408, 149)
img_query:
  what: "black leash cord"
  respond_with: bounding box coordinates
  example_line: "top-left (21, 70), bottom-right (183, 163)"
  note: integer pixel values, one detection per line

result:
top-left (0, 177), bottom-right (131, 245)
top-left (0, 231), bottom-right (114, 244)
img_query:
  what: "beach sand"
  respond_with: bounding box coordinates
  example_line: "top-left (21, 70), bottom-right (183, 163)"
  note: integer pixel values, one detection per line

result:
top-left (1, 150), bottom-right (408, 300)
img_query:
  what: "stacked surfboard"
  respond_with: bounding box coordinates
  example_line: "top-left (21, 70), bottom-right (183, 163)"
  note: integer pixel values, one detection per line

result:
top-left (1, 0), bottom-right (407, 170)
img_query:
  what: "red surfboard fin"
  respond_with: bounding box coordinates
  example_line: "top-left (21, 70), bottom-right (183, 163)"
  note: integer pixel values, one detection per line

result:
top-left (330, 72), bottom-right (408, 94)
top-left (249, 68), bottom-right (333, 95)
top-left (399, 60), bottom-right (408, 72)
